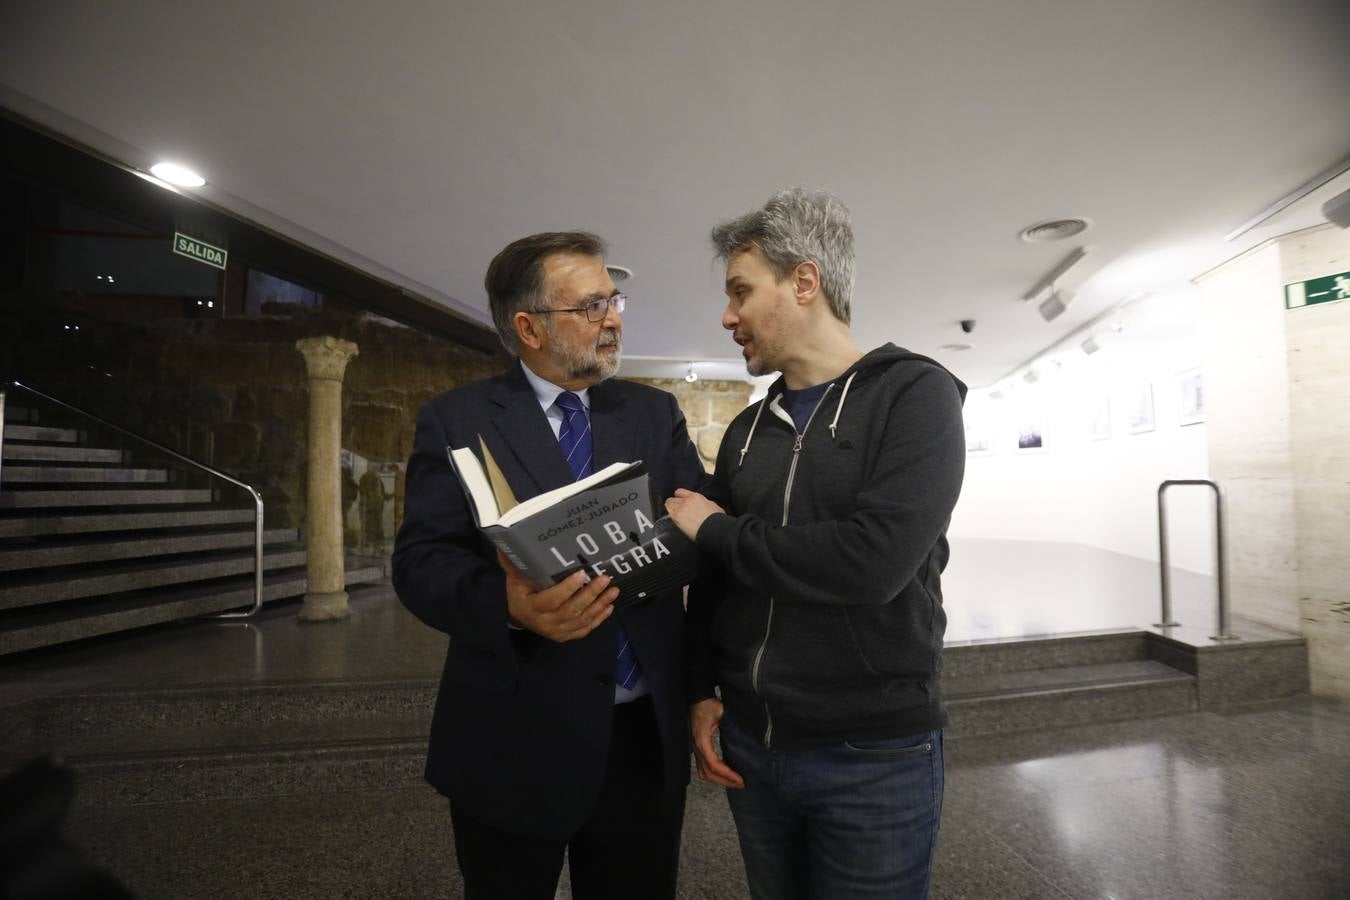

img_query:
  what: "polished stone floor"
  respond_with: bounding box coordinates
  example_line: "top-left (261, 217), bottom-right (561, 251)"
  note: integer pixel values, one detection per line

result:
top-left (61, 696), bottom-right (1350, 899)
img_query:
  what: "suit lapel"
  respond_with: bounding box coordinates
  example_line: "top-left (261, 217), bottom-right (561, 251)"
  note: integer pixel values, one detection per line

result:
top-left (486, 365), bottom-right (574, 498)
top-left (589, 379), bottom-right (635, 469)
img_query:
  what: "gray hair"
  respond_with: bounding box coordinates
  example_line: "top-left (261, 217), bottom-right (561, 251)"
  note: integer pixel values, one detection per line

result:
top-left (484, 231), bottom-right (607, 354)
top-left (710, 189), bottom-right (855, 324)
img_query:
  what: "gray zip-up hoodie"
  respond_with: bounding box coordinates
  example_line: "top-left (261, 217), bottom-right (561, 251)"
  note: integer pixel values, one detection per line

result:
top-left (685, 343), bottom-right (966, 748)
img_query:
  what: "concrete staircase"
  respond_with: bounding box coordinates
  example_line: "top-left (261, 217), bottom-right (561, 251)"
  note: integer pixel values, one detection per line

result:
top-left (0, 402), bottom-right (385, 656)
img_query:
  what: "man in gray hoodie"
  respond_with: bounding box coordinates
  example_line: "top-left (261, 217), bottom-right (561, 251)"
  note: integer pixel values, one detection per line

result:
top-left (666, 189), bottom-right (966, 900)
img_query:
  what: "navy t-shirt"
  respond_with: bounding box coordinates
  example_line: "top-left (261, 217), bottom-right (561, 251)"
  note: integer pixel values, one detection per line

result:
top-left (778, 381), bottom-right (833, 434)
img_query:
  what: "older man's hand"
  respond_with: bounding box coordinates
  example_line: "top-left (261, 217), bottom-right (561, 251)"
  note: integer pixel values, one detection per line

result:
top-left (498, 552), bottom-right (617, 642)
top-left (664, 488), bottom-right (726, 541)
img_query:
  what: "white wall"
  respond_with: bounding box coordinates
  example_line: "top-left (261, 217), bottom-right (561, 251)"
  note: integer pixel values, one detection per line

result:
top-left (950, 291), bottom-right (1215, 574)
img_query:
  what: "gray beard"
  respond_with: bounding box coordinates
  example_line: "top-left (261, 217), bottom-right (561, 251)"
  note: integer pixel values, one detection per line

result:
top-left (553, 334), bottom-right (622, 383)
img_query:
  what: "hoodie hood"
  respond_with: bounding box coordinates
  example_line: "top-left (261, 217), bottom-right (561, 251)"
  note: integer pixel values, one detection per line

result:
top-left (736, 343), bottom-right (967, 468)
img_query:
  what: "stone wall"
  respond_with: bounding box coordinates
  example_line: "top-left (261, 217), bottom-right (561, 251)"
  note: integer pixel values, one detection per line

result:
top-left (624, 377), bottom-right (754, 471)
top-left (1197, 223), bottom-right (1350, 700)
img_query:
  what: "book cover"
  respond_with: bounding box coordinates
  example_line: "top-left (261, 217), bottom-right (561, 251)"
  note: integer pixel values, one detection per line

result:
top-left (447, 439), bottom-right (702, 605)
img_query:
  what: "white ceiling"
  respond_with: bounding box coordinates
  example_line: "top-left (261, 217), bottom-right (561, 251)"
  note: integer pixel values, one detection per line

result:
top-left (3, 0), bottom-right (1348, 387)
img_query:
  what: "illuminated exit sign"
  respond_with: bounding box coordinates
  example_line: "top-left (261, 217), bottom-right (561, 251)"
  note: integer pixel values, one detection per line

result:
top-left (173, 232), bottom-right (228, 270)
top-left (1284, 271), bottom-right (1350, 310)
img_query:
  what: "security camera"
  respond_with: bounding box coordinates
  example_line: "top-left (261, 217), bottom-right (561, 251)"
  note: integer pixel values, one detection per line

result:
top-left (960, 319), bottom-right (976, 334)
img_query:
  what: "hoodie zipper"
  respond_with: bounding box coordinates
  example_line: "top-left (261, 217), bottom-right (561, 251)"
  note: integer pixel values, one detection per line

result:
top-left (749, 383), bottom-right (836, 748)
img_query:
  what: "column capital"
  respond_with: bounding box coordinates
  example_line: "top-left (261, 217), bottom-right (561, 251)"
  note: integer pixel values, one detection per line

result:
top-left (295, 336), bottom-right (359, 382)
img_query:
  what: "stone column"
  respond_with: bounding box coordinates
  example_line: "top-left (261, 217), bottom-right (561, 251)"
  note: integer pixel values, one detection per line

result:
top-left (295, 336), bottom-right (359, 622)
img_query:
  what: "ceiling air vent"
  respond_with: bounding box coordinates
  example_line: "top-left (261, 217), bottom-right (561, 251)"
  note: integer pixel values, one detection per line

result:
top-left (1019, 218), bottom-right (1091, 243)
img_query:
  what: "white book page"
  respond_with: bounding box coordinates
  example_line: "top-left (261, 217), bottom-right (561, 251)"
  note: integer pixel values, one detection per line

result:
top-left (498, 461), bottom-right (633, 527)
top-left (449, 446), bottom-right (503, 526)
top-left (449, 445), bottom-right (633, 529)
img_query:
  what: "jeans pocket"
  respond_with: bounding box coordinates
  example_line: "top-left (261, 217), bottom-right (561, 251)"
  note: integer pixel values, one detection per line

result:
top-left (843, 731), bottom-right (935, 755)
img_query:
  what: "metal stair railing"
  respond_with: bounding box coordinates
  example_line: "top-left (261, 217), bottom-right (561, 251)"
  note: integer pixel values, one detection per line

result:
top-left (1156, 479), bottom-right (1238, 642)
top-left (0, 380), bottom-right (266, 619)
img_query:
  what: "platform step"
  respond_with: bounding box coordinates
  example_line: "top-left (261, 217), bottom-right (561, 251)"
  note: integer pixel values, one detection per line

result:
top-left (67, 737), bottom-right (427, 807)
top-left (3, 444), bottom-right (122, 463)
top-left (0, 564), bottom-right (387, 656)
top-left (0, 506), bottom-right (256, 538)
top-left (3, 679), bottom-right (436, 760)
top-left (0, 546), bottom-right (310, 610)
top-left (3, 425), bottom-right (78, 443)
top-left (0, 527), bottom-right (298, 572)
top-left (945, 659), bottom-right (1196, 736)
top-left (944, 630), bottom-right (1148, 678)
top-left (0, 488), bottom-right (213, 509)
top-left (1, 465), bottom-right (168, 484)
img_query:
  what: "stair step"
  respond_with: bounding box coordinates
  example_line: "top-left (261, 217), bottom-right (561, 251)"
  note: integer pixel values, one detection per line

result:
top-left (0, 527), bottom-right (298, 572)
top-left (944, 630), bottom-right (1147, 678)
top-left (0, 564), bottom-right (387, 655)
top-left (945, 660), bottom-right (1195, 737)
top-left (0, 506), bottom-right (256, 538)
top-left (4, 425), bottom-right (78, 443)
top-left (0, 488), bottom-right (213, 509)
top-left (3, 444), bottom-right (122, 463)
top-left (4, 680), bottom-right (436, 759)
top-left (2, 465), bottom-right (168, 484)
top-left (0, 546), bottom-right (310, 610)
top-left (68, 737), bottom-right (426, 807)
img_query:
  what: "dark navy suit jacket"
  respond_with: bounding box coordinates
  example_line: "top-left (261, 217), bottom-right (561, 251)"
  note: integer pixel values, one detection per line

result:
top-left (392, 362), bottom-right (707, 840)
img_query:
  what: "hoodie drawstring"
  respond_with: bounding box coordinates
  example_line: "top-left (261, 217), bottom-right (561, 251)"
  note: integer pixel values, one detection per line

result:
top-left (737, 397), bottom-right (768, 469)
top-left (828, 371), bottom-right (858, 440)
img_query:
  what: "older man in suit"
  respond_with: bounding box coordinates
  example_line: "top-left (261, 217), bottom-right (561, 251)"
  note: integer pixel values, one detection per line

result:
top-left (392, 231), bottom-right (706, 900)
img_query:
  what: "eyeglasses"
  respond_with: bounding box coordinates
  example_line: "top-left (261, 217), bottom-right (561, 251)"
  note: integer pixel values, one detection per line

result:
top-left (532, 293), bottom-right (627, 323)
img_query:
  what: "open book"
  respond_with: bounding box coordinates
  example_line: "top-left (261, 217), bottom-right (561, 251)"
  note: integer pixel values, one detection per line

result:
top-left (447, 438), bottom-right (703, 605)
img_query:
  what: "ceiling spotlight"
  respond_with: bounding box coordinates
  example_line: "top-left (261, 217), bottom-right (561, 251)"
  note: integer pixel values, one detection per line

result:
top-left (1038, 289), bottom-right (1074, 322)
top-left (684, 363), bottom-right (698, 383)
top-left (1082, 335), bottom-right (1102, 355)
top-left (606, 265), bottom-right (633, 282)
top-left (149, 161), bottom-right (207, 187)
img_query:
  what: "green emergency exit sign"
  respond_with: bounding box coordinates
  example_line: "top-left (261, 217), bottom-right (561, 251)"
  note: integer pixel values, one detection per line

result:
top-left (173, 232), bottom-right (228, 270)
top-left (1284, 271), bottom-right (1350, 310)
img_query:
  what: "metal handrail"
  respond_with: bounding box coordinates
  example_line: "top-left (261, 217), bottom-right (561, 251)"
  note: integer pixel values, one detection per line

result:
top-left (1, 380), bottom-right (265, 618)
top-left (1156, 479), bottom-right (1238, 642)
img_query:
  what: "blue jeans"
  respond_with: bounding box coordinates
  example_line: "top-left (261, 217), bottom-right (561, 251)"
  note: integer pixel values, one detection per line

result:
top-left (719, 717), bottom-right (944, 900)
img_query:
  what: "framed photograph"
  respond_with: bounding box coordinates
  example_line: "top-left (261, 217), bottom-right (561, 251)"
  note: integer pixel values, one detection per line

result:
top-left (1088, 397), bottom-right (1112, 441)
top-left (1126, 384), bottom-right (1156, 434)
top-left (965, 418), bottom-right (994, 457)
top-left (1014, 407), bottom-right (1048, 453)
top-left (1177, 369), bottom-right (1205, 426)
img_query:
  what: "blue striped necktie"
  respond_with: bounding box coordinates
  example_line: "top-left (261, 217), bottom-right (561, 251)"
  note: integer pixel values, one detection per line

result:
top-left (555, 391), bottom-right (641, 691)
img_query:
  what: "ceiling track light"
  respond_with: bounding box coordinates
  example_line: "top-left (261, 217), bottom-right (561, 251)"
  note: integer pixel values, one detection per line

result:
top-left (1037, 288), bottom-right (1075, 322)
top-left (1021, 246), bottom-right (1090, 303)
top-left (1226, 153), bottom-right (1350, 241)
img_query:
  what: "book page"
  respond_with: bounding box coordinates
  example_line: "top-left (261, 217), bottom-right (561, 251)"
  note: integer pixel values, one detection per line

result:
top-left (448, 446), bottom-right (502, 526)
top-left (497, 461), bottom-right (637, 528)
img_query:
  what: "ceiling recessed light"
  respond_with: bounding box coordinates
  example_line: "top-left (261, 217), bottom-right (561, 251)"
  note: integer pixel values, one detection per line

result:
top-left (1019, 218), bottom-right (1091, 243)
top-left (606, 265), bottom-right (632, 282)
top-left (149, 161), bottom-right (206, 187)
